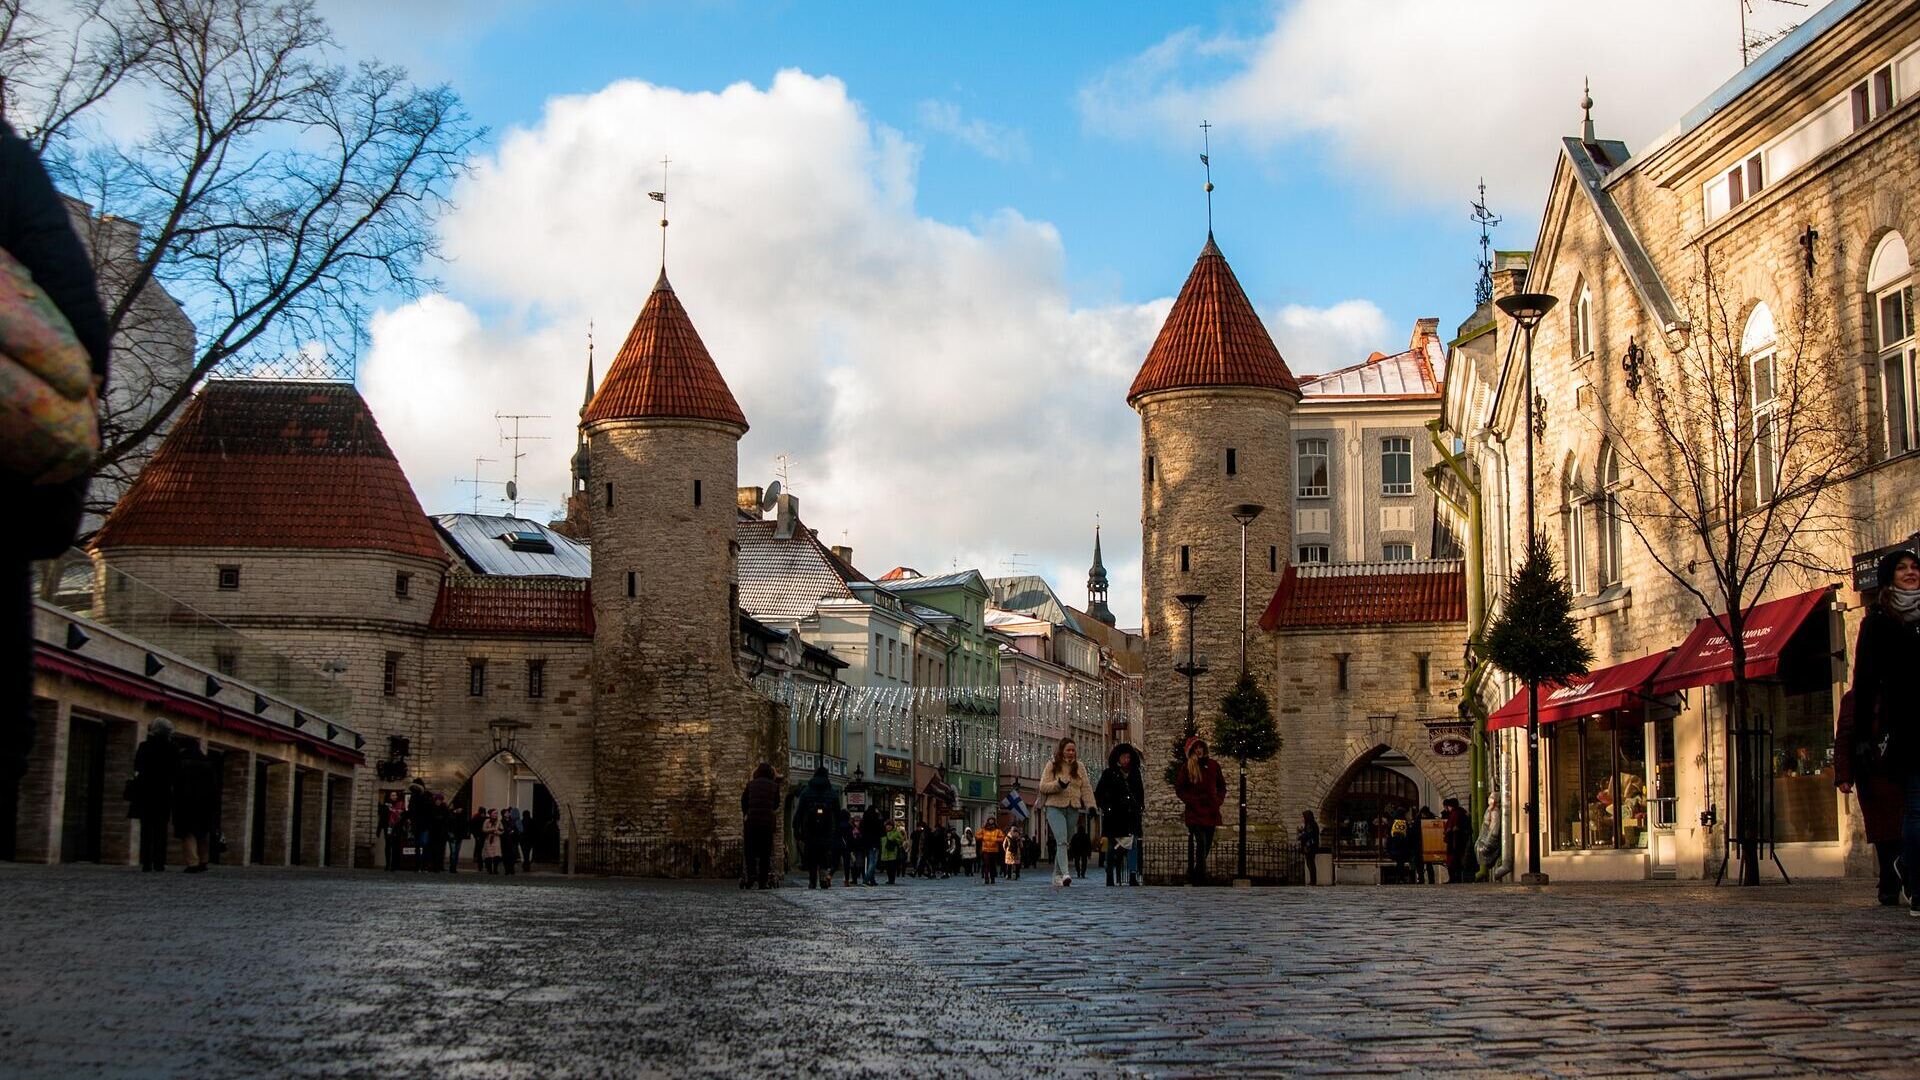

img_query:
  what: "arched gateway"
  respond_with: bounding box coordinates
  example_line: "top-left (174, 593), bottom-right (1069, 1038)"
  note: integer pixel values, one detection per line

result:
top-left (450, 748), bottom-right (580, 871)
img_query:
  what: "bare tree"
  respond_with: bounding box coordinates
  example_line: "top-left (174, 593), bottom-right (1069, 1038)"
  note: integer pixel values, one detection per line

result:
top-left (1591, 248), bottom-right (1862, 885)
top-left (1, 0), bottom-right (480, 513)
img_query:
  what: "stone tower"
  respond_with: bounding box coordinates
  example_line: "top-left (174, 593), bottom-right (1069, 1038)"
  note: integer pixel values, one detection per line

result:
top-left (1129, 235), bottom-right (1300, 836)
top-left (583, 269), bottom-right (783, 864)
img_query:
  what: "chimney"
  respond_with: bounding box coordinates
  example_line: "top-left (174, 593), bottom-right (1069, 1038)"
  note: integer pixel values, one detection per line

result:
top-left (1491, 265), bottom-right (1529, 310)
top-left (736, 486), bottom-right (764, 515)
top-left (830, 544), bottom-right (854, 567)
top-left (773, 491), bottom-right (801, 540)
top-left (1410, 317), bottom-right (1441, 351)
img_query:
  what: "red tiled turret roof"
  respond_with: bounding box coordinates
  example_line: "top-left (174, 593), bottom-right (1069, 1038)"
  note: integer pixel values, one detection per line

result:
top-left (93, 381), bottom-right (448, 563)
top-left (1259, 561), bottom-right (1465, 630)
top-left (583, 271), bottom-right (748, 430)
top-left (1127, 236), bottom-right (1300, 404)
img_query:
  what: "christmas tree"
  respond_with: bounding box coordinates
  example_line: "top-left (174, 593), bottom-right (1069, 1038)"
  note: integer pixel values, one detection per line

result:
top-left (1214, 672), bottom-right (1281, 766)
top-left (1485, 534), bottom-right (1593, 700)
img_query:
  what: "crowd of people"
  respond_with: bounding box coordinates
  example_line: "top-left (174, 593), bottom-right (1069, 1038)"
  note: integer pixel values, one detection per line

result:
top-left (377, 781), bottom-right (549, 874)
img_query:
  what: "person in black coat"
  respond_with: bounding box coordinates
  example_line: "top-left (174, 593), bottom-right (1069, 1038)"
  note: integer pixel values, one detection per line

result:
top-left (858, 806), bottom-right (884, 886)
top-left (794, 768), bottom-right (839, 889)
top-left (128, 719), bottom-right (177, 871)
top-left (1, 120), bottom-right (111, 815)
top-left (447, 801), bottom-right (471, 873)
top-left (1848, 549), bottom-right (1920, 910)
top-left (1297, 810), bottom-right (1322, 886)
top-left (405, 781), bottom-right (433, 872)
top-left (1096, 743), bottom-right (1145, 886)
top-left (172, 738), bottom-right (216, 873)
top-left (740, 762), bottom-right (782, 889)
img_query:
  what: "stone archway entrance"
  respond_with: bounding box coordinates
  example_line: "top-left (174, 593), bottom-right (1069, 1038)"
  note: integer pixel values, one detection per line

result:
top-left (1320, 744), bottom-right (1443, 864)
top-left (452, 749), bottom-right (573, 869)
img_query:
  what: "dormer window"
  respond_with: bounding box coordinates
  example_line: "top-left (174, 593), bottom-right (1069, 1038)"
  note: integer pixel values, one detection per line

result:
top-left (501, 529), bottom-right (554, 554)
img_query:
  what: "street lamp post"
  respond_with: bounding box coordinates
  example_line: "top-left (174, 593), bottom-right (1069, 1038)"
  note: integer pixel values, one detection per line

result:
top-left (1495, 290), bottom-right (1558, 887)
top-left (1173, 593), bottom-right (1207, 884)
top-left (1229, 503), bottom-right (1265, 884)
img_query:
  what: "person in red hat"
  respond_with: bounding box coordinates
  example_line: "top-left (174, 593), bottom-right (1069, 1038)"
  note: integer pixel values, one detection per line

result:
top-left (1175, 736), bottom-right (1226, 885)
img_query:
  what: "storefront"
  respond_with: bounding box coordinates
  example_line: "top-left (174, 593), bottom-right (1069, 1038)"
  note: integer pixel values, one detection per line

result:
top-left (871, 753), bottom-right (913, 826)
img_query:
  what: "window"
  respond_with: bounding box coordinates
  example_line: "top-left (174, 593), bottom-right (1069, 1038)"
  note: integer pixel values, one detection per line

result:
top-left (1297, 439), bottom-right (1329, 497)
top-left (394, 572), bottom-right (411, 599)
top-left (1749, 679), bottom-right (1838, 843)
top-left (1549, 716), bottom-right (1648, 851)
top-left (626, 571), bottom-right (636, 597)
top-left (1599, 447), bottom-right (1624, 588)
top-left (1853, 64), bottom-right (1895, 130)
top-left (1381, 437), bottom-right (1413, 496)
top-left (215, 649), bottom-right (238, 677)
top-left (1146, 455), bottom-right (1155, 482)
top-left (1268, 545), bottom-right (1278, 573)
top-left (1873, 233), bottom-right (1916, 458)
top-left (1179, 545), bottom-right (1190, 572)
top-left (1298, 545), bottom-right (1329, 564)
top-left (383, 652), bottom-right (399, 697)
top-left (527, 659), bottom-right (546, 699)
top-left (217, 566), bottom-right (240, 590)
top-left (1563, 465), bottom-right (1588, 595)
top-left (468, 659), bottom-right (486, 697)
top-left (605, 482), bottom-right (614, 508)
top-left (875, 633), bottom-right (884, 676)
top-left (693, 479), bottom-right (702, 506)
top-left (1226, 448), bottom-right (1237, 476)
top-left (1334, 653), bottom-right (1350, 693)
top-left (1572, 284), bottom-right (1593, 358)
top-left (1743, 304), bottom-right (1779, 504)
top-left (1416, 653), bottom-right (1430, 693)
top-left (1382, 543), bottom-right (1413, 562)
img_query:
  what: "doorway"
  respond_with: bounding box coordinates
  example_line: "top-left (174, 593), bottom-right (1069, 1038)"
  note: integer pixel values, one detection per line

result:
top-left (60, 716), bottom-right (106, 863)
top-left (1649, 715), bottom-right (1678, 877)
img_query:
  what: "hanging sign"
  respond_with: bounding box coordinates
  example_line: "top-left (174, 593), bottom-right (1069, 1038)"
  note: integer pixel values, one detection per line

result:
top-left (1423, 718), bottom-right (1472, 758)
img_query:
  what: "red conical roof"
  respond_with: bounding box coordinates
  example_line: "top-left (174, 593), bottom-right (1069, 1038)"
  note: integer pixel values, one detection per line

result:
top-left (583, 271), bottom-right (748, 430)
top-left (1127, 236), bottom-right (1299, 404)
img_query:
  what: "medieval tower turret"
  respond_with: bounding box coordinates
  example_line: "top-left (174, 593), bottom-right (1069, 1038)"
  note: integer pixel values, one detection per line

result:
top-left (1130, 235), bottom-right (1300, 835)
top-left (583, 270), bottom-right (783, 864)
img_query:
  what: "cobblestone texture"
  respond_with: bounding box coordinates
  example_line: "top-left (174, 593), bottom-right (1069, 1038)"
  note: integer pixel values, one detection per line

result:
top-left (6, 864), bottom-right (1920, 1078)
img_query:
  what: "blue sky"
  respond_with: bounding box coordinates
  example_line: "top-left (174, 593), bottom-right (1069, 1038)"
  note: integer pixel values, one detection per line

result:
top-left (320, 0), bottom-right (1798, 627)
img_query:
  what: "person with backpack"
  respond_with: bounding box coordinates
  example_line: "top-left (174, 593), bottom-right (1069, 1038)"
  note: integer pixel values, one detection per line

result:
top-left (1096, 743), bottom-right (1145, 886)
top-left (740, 762), bottom-right (782, 890)
top-left (795, 768), bottom-right (839, 889)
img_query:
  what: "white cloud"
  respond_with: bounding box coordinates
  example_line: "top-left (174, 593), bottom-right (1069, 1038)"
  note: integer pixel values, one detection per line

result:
top-left (916, 100), bottom-right (1031, 162)
top-left (362, 70), bottom-right (1161, 625)
top-left (1266, 299), bottom-right (1392, 378)
top-left (1079, 1), bottom-right (1797, 224)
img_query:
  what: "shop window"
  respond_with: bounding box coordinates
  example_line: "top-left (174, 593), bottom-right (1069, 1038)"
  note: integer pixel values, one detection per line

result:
top-left (1751, 679), bottom-right (1838, 844)
top-left (1872, 232), bottom-right (1916, 458)
top-left (1548, 716), bottom-right (1649, 851)
top-left (1297, 438), bottom-right (1329, 497)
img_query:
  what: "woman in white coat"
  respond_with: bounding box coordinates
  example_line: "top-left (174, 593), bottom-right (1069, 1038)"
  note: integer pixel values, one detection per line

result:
top-left (1038, 738), bottom-right (1095, 887)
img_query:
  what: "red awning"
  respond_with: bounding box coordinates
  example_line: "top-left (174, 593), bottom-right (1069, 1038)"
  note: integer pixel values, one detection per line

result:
top-left (1488, 650), bottom-right (1673, 731)
top-left (1649, 587), bottom-right (1831, 697)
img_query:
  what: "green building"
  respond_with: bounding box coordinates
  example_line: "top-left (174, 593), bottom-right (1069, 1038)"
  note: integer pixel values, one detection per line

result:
top-left (880, 569), bottom-right (1002, 829)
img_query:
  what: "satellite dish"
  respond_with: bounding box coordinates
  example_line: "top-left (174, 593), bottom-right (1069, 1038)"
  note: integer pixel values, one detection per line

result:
top-left (506, 480), bottom-right (519, 502)
top-left (761, 481), bottom-right (782, 511)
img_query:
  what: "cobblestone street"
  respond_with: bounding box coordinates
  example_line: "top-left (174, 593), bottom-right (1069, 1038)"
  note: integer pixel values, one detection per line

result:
top-left (5, 864), bottom-right (1920, 1078)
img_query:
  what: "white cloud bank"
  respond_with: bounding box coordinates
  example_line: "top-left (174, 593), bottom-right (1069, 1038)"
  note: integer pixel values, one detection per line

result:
top-left (362, 71), bottom-right (1169, 625)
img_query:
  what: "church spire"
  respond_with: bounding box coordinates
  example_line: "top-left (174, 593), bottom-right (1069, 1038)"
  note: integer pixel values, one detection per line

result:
top-left (1087, 520), bottom-right (1115, 626)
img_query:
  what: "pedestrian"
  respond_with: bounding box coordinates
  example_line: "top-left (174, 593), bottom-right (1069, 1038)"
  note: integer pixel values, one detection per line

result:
top-left (1068, 822), bottom-right (1091, 880)
top-left (128, 718), bottom-right (177, 872)
top-left (470, 806), bottom-right (489, 869)
top-left (1003, 825), bottom-right (1022, 881)
top-left (405, 781), bottom-right (433, 872)
top-left (859, 805), bottom-right (884, 886)
top-left (943, 823), bottom-right (961, 878)
top-left (960, 826), bottom-right (977, 878)
top-left (427, 795), bottom-right (448, 872)
top-left (977, 818), bottom-right (1004, 884)
top-left (1387, 812), bottom-right (1412, 883)
top-left (1419, 806), bottom-right (1439, 884)
top-left (385, 793), bottom-right (407, 870)
top-left (1, 119), bottom-right (112, 814)
top-left (1441, 798), bottom-right (1471, 883)
top-left (519, 810), bottom-right (537, 872)
top-left (1837, 690), bottom-right (1902, 904)
top-left (795, 767), bottom-right (838, 889)
top-left (172, 736), bottom-right (216, 874)
top-left (910, 821), bottom-right (929, 878)
top-left (1096, 743), bottom-right (1145, 886)
top-left (482, 809), bottom-right (503, 873)
top-left (1038, 738), bottom-right (1095, 888)
top-left (1476, 791), bottom-right (1506, 882)
top-left (1297, 810), bottom-right (1321, 886)
top-left (447, 801), bottom-right (470, 873)
top-left (1174, 737), bottom-right (1226, 886)
top-left (880, 818), bottom-right (906, 884)
top-left (501, 806), bottom-right (520, 876)
top-left (741, 762), bottom-right (781, 889)
top-left (1847, 549), bottom-right (1920, 911)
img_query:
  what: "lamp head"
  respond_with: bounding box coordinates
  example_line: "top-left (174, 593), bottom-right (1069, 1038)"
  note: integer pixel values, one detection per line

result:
top-left (1174, 592), bottom-right (1207, 612)
top-left (1495, 291), bottom-right (1559, 330)
top-left (1229, 502), bottom-right (1266, 526)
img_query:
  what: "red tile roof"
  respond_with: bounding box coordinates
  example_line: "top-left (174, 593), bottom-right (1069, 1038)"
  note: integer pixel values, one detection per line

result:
top-left (93, 381), bottom-right (448, 563)
top-left (429, 578), bottom-right (595, 636)
top-left (1127, 236), bottom-right (1300, 404)
top-left (1260, 561), bottom-right (1466, 630)
top-left (583, 271), bottom-right (748, 430)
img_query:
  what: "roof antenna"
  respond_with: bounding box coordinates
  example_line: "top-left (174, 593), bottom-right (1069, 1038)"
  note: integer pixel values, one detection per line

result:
top-left (1470, 179), bottom-right (1502, 308)
top-left (1581, 79), bottom-right (1595, 143)
top-left (496, 412), bottom-right (550, 517)
top-left (647, 155), bottom-right (671, 272)
top-left (1199, 119), bottom-right (1215, 238)
top-left (456, 456), bottom-right (502, 514)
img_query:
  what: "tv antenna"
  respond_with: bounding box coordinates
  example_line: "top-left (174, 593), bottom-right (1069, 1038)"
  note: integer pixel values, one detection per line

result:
top-left (1740, 0), bottom-right (1805, 66)
top-left (773, 452), bottom-right (798, 491)
top-left (496, 412), bottom-right (550, 516)
top-left (455, 456), bottom-right (505, 514)
top-left (1001, 552), bottom-right (1033, 575)
top-left (1470, 178), bottom-right (1502, 308)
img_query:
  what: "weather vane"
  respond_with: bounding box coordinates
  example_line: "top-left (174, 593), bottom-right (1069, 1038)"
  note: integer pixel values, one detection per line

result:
top-left (1471, 178), bottom-right (1501, 308)
top-left (1199, 119), bottom-right (1215, 235)
top-left (647, 155), bottom-right (671, 268)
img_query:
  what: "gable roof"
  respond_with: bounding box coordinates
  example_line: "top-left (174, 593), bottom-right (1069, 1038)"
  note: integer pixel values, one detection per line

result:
top-left (435, 514), bottom-right (590, 578)
top-left (94, 381), bottom-right (447, 563)
top-left (876, 568), bottom-right (992, 596)
top-left (735, 518), bottom-right (858, 619)
top-left (1127, 236), bottom-right (1300, 403)
top-left (986, 574), bottom-right (1083, 633)
top-left (1299, 336), bottom-right (1444, 400)
top-left (583, 270), bottom-right (747, 430)
top-left (1259, 560), bottom-right (1466, 630)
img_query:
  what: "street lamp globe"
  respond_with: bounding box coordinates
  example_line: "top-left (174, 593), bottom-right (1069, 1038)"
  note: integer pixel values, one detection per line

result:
top-left (1495, 291), bottom-right (1559, 330)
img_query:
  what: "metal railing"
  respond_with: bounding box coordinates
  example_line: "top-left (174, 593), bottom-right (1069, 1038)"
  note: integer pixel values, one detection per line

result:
top-left (1137, 835), bottom-right (1304, 885)
top-left (586, 836), bottom-right (744, 879)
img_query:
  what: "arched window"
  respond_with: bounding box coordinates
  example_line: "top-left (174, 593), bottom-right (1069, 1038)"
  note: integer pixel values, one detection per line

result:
top-left (1872, 232), bottom-right (1915, 458)
top-left (1598, 446), bottom-right (1624, 588)
top-left (1563, 459), bottom-right (1589, 595)
top-left (1743, 303), bottom-right (1779, 504)
top-left (1572, 281), bottom-right (1594, 358)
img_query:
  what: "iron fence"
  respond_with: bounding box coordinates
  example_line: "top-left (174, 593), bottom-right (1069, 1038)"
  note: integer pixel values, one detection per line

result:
top-left (1137, 835), bottom-right (1303, 885)
top-left (587, 836), bottom-right (744, 879)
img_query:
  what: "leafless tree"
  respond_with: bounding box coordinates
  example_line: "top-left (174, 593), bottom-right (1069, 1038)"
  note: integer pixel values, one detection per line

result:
top-left (1, 0), bottom-right (480, 513)
top-left (1590, 248), bottom-right (1862, 884)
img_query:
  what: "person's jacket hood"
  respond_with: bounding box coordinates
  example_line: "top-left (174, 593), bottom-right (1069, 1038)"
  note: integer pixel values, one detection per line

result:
top-left (1107, 742), bottom-right (1144, 771)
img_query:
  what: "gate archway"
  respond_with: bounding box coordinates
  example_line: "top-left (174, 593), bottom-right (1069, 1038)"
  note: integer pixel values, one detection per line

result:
top-left (451, 748), bottom-right (578, 870)
top-left (1319, 744), bottom-right (1444, 862)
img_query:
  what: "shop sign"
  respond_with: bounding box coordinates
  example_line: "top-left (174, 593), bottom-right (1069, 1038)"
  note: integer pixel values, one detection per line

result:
top-left (845, 790), bottom-right (868, 810)
top-left (1423, 718), bottom-right (1472, 758)
top-left (1854, 534), bottom-right (1920, 592)
top-left (873, 754), bottom-right (912, 781)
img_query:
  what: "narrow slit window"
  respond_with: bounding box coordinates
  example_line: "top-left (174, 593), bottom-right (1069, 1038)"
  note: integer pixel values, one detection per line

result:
top-left (1179, 545), bottom-right (1190, 573)
top-left (1268, 545), bottom-right (1278, 573)
top-left (626, 571), bottom-right (636, 597)
top-left (1226, 448), bottom-right (1237, 476)
top-left (1147, 455), bottom-right (1156, 482)
top-left (694, 479), bottom-right (702, 506)
top-left (1335, 653), bottom-right (1350, 693)
top-left (468, 659), bottom-right (486, 698)
top-left (605, 482), bottom-right (614, 508)
top-left (1417, 653), bottom-right (1431, 693)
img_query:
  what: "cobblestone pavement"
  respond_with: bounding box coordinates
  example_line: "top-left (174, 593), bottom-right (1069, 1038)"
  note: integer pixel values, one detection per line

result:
top-left (5, 863), bottom-right (1920, 1079)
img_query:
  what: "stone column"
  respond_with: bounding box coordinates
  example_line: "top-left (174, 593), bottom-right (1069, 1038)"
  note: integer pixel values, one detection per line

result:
top-left (261, 760), bottom-right (294, 866)
top-left (102, 719), bottom-right (139, 866)
top-left (14, 698), bottom-right (68, 863)
top-left (296, 768), bottom-right (325, 866)
top-left (218, 748), bottom-right (254, 865)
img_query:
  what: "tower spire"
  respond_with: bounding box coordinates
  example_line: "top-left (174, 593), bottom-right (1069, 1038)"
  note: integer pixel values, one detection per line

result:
top-left (1199, 120), bottom-right (1215, 238)
top-left (1581, 78), bottom-right (1595, 142)
top-left (582, 321), bottom-right (596, 416)
top-left (1087, 516), bottom-right (1115, 626)
top-left (647, 156), bottom-right (671, 272)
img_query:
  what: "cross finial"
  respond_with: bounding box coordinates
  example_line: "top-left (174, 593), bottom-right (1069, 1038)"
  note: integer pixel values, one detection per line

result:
top-left (1199, 120), bottom-right (1215, 237)
top-left (646, 155), bottom-right (672, 270)
top-left (1581, 78), bottom-right (1595, 142)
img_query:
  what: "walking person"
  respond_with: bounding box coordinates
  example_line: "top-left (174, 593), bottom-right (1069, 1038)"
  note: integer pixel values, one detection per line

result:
top-left (385, 793), bottom-right (407, 871)
top-left (880, 818), bottom-right (906, 884)
top-left (977, 818), bottom-right (1004, 885)
top-left (482, 809), bottom-right (503, 874)
top-left (1297, 810), bottom-right (1321, 886)
top-left (405, 781), bottom-right (433, 872)
top-left (1848, 549), bottom-right (1920, 911)
top-left (172, 737), bottom-right (216, 874)
top-left (1174, 737), bottom-right (1226, 886)
top-left (447, 801), bottom-right (470, 873)
top-left (1477, 791), bottom-right (1507, 882)
top-left (128, 719), bottom-right (178, 872)
top-left (1096, 743), bottom-right (1145, 886)
top-left (1441, 798), bottom-right (1471, 883)
top-left (1038, 738), bottom-right (1095, 888)
top-left (427, 795), bottom-right (449, 872)
top-left (910, 821), bottom-right (929, 878)
top-left (795, 767), bottom-right (839, 889)
top-left (960, 826), bottom-right (977, 878)
top-left (860, 805), bottom-right (884, 886)
top-left (500, 806), bottom-right (521, 876)
top-left (1068, 823), bottom-right (1091, 880)
top-left (1838, 691), bottom-right (1904, 904)
top-left (942, 824), bottom-right (961, 878)
top-left (519, 811), bottom-right (537, 872)
top-left (1003, 825), bottom-right (1022, 881)
top-left (741, 762), bottom-right (781, 889)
